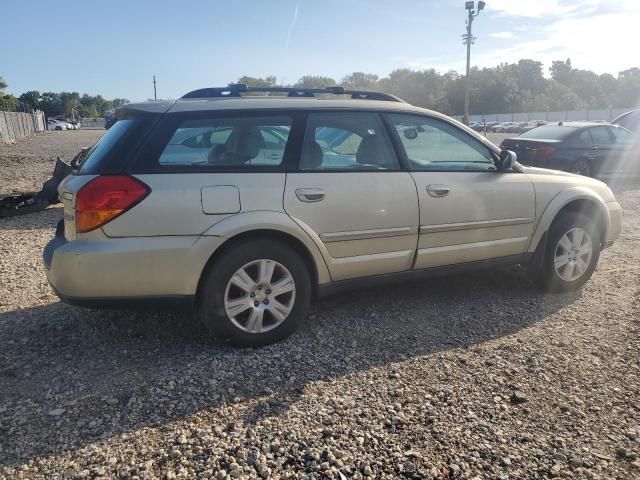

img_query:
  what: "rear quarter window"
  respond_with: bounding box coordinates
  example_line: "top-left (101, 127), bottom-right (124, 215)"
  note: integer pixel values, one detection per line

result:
top-left (78, 115), bottom-right (156, 175)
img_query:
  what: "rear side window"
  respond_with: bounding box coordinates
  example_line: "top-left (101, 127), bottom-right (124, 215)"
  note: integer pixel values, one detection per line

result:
top-left (589, 126), bottom-right (613, 145)
top-left (299, 112), bottom-right (398, 170)
top-left (78, 118), bottom-right (139, 174)
top-left (157, 116), bottom-right (291, 167)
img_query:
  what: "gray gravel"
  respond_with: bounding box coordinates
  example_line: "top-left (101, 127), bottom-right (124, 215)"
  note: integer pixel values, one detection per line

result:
top-left (1, 132), bottom-right (639, 479)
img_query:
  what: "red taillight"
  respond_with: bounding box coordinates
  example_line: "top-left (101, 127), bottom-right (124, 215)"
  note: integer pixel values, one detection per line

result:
top-left (75, 175), bottom-right (150, 233)
top-left (535, 146), bottom-right (556, 160)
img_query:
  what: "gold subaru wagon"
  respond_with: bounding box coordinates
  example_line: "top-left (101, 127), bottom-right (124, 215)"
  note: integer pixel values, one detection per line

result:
top-left (44, 84), bottom-right (623, 346)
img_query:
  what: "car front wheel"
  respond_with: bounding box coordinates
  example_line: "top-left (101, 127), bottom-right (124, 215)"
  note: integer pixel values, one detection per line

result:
top-left (198, 239), bottom-right (311, 347)
top-left (530, 212), bottom-right (601, 292)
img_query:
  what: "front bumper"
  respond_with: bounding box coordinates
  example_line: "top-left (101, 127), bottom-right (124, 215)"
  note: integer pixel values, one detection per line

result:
top-left (44, 221), bottom-right (225, 306)
top-left (605, 200), bottom-right (623, 247)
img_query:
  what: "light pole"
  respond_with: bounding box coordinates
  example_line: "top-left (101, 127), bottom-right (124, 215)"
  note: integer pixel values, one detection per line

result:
top-left (462, 1), bottom-right (484, 125)
top-left (153, 75), bottom-right (158, 101)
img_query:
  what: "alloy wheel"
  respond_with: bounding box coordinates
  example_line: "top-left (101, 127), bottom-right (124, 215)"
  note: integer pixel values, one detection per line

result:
top-left (571, 159), bottom-right (591, 177)
top-left (224, 259), bottom-right (296, 333)
top-left (554, 227), bottom-right (593, 282)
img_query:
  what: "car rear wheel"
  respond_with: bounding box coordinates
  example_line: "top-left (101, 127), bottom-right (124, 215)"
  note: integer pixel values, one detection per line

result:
top-left (198, 239), bottom-right (311, 347)
top-left (530, 212), bottom-right (601, 292)
top-left (570, 158), bottom-right (592, 177)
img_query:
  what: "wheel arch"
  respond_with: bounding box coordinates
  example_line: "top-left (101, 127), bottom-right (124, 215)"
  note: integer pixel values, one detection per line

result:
top-left (529, 188), bottom-right (609, 254)
top-left (196, 212), bottom-right (332, 301)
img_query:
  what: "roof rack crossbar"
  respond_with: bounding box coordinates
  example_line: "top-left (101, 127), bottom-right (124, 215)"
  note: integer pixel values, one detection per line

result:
top-left (181, 84), bottom-right (405, 102)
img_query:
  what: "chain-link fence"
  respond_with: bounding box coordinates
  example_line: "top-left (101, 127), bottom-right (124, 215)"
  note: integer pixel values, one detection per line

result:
top-left (79, 117), bottom-right (106, 129)
top-left (0, 100), bottom-right (47, 143)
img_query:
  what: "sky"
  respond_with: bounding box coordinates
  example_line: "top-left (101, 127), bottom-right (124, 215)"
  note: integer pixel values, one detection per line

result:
top-left (3, 0), bottom-right (638, 101)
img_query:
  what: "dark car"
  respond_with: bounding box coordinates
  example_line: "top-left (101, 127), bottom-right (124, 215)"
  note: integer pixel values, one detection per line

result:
top-left (612, 109), bottom-right (640, 134)
top-left (501, 122), bottom-right (637, 178)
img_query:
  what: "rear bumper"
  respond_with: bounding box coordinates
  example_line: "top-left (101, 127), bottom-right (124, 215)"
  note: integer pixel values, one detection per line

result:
top-left (44, 221), bottom-right (224, 305)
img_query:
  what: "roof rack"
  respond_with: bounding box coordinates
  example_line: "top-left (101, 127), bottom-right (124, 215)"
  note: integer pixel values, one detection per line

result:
top-left (181, 84), bottom-right (405, 103)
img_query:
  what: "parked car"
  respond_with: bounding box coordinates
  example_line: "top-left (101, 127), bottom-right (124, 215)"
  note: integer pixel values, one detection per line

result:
top-left (63, 119), bottom-right (81, 129)
top-left (469, 121), bottom-right (490, 132)
top-left (612, 109), bottom-right (640, 134)
top-left (491, 122), bottom-right (518, 133)
top-left (53, 118), bottom-right (76, 130)
top-left (44, 85), bottom-right (622, 346)
top-left (47, 119), bottom-right (68, 131)
top-left (501, 121), bottom-right (637, 178)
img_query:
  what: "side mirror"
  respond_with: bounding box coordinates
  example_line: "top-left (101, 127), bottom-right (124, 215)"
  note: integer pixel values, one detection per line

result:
top-left (498, 150), bottom-right (517, 171)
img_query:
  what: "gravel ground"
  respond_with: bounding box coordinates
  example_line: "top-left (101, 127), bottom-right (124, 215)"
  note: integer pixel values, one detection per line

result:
top-left (0, 132), bottom-right (639, 479)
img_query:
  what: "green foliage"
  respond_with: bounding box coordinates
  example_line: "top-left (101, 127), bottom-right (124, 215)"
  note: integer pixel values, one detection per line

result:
top-left (341, 72), bottom-right (379, 90)
top-left (236, 76), bottom-right (278, 88)
top-left (1, 78), bottom-right (129, 117)
top-left (236, 60), bottom-right (638, 115)
top-left (1, 95), bottom-right (19, 111)
top-left (616, 68), bottom-right (640, 108)
top-left (293, 76), bottom-right (337, 88)
top-left (19, 91), bottom-right (40, 110)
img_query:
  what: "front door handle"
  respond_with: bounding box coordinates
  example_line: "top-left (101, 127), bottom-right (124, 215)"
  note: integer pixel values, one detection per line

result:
top-left (427, 184), bottom-right (451, 198)
top-left (295, 188), bottom-right (326, 203)
top-left (591, 145), bottom-right (599, 150)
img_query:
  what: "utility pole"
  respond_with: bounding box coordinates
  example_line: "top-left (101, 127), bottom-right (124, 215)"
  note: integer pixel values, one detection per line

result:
top-left (153, 75), bottom-right (157, 101)
top-left (462, 1), bottom-right (485, 125)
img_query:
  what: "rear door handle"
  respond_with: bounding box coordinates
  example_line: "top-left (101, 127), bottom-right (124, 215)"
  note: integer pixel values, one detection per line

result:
top-left (295, 188), bottom-right (326, 202)
top-left (591, 145), bottom-right (599, 150)
top-left (427, 184), bottom-right (451, 198)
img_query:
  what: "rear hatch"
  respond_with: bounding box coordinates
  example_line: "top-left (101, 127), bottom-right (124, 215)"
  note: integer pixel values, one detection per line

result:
top-left (501, 138), bottom-right (561, 166)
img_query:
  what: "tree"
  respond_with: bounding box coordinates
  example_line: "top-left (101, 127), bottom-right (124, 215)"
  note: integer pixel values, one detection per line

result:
top-left (2, 95), bottom-right (19, 111)
top-left (516, 59), bottom-right (545, 95)
top-left (39, 92), bottom-right (63, 116)
top-left (293, 76), bottom-right (336, 88)
top-left (546, 80), bottom-right (586, 110)
top-left (341, 72), bottom-right (379, 90)
top-left (19, 91), bottom-right (40, 111)
top-left (615, 68), bottom-right (640, 107)
top-left (236, 76), bottom-right (278, 88)
top-left (112, 98), bottom-right (130, 109)
top-left (550, 59), bottom-right (573, 85)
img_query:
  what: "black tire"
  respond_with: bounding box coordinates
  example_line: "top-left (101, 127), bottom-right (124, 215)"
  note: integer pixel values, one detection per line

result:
top-left (198, 239), bottom-right (311, 347)
top-left (570, 158), bottom-right (592, 177)
top-left (55, 126), bottom-right (62, 131)
top-left (529, 212), bottom-right (601, 292)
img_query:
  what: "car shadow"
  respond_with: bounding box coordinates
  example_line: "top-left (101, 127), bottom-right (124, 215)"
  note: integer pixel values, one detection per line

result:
top-left (0, 265), bottom-right (580, 469)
